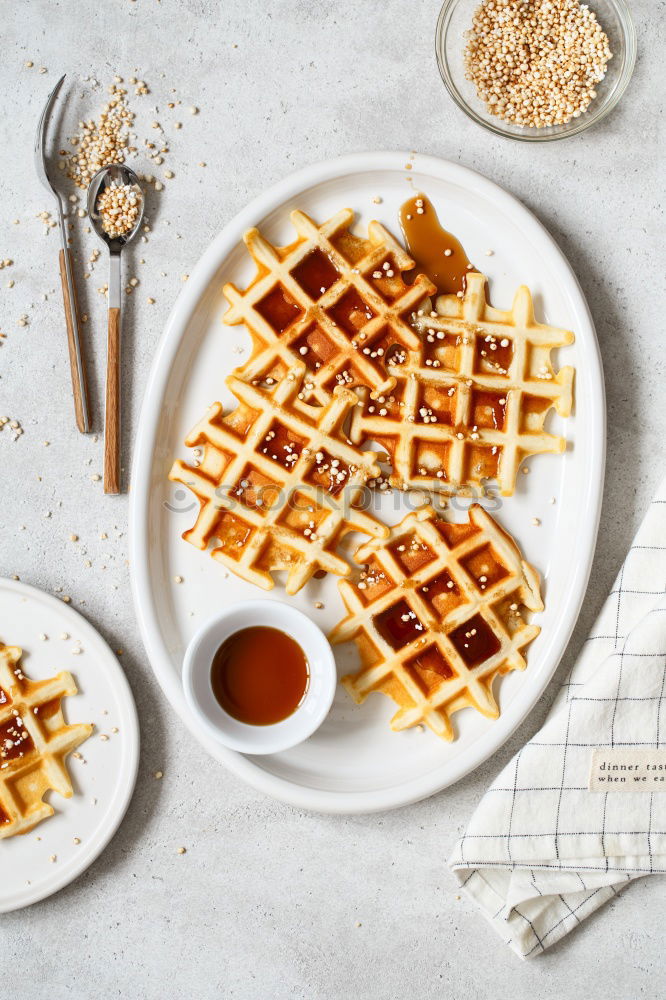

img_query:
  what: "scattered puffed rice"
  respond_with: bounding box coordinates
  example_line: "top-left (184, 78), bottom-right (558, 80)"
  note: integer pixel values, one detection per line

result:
top-left (464, 0), bottom-right (612, 128)
top-left (96, 181), bottom-right (142, 239)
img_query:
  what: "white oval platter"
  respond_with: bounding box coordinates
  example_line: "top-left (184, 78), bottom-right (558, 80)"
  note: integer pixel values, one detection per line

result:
top-left (129, 152), bottom-right (605, 814)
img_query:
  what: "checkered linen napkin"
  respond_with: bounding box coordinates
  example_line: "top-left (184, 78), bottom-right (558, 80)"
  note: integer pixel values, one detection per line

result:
top-left (448, 476), bottom-right (666, 958)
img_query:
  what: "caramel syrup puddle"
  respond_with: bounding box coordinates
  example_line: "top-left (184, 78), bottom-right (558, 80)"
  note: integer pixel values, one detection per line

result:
top-left (399, 193), bottom-right (477, 296)
top-left (210, 625), bottom-right (309, 726)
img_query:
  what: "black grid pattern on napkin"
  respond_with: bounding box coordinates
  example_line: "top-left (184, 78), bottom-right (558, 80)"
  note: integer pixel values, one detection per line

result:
top-left (451, 484), bottom-right (666, 958)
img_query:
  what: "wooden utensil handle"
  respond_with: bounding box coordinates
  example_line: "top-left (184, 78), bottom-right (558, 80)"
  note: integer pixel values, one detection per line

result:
top-left (104, 307), bottom-right (121, 494)
top-left (58, 248), bottom-right (90, 433)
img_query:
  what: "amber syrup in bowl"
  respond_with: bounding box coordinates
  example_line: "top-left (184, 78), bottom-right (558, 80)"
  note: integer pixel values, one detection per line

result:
top-left (210, 626), bottom-right (309, 726)
top-left (182, 600), bottom-right (337, 755)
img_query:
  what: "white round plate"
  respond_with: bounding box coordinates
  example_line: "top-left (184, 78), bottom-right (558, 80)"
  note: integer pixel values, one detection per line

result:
top-left (0, 579), bottom-right (139, 912)
top-left (129, 152), bottom-right (605, 814)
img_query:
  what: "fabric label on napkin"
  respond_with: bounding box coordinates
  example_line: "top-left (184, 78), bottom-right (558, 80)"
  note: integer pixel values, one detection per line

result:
top-left (589, 749), bottom-right (666, 791)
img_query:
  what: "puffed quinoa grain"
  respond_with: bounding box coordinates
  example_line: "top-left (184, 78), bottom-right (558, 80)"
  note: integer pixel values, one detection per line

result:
top-left (66, 83), bottom-right (135, 188)
top-left (96, 182), bottom-right (142, 239)
top-left (464, 0), bottom-right (612, 128)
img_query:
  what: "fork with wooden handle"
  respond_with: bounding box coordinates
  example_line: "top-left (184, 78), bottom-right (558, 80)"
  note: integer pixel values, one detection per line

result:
top-left (58, 246), bottom-right (91, 433)
top-left (35, 75), bottom-right (91, 433)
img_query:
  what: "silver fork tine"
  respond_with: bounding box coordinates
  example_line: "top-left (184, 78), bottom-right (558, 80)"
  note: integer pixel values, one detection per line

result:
top-left (35, 74), bottom-right (66, 195)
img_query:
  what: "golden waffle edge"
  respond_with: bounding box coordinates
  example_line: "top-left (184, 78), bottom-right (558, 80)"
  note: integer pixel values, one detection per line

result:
top-left (329, 504), bottom-right (543, 741)
top-left (349, 272), bottom-right (574, 496)
top-left (169, 371), bottom-right (389, 595)
top-left (222, 208), bottom-right (436, 405)
top-left (0, 642), bottom-right (92, 839)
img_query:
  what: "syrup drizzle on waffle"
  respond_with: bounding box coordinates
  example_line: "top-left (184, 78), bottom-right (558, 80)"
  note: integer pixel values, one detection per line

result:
top-left (330, 505), bottom-right (543, 741)
top-left (349, 272), bottom-right (574, 496)
top-left (223, 208), bottom-right (436, 405)
top-left (0, 643), bottom-right (92, 838)
top-left (169, 371), bottom-right (389, 595)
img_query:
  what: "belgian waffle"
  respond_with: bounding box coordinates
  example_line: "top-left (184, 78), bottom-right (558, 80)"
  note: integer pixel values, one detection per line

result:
top-left (169, 370), bottom-right (389, 595)
top-left (0, 642), bottom-right (92, 838)
top-left (223, 208), bottom-right (436, 404)
top-left (349, 272), bottom-right (574, 496)
top-left (329, 504), bottom-right (543, 741)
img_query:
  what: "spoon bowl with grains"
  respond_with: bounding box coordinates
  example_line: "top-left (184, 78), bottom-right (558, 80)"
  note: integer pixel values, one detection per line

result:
top-left (436, 0), bottom-right (636, 141)
top-left (88, 164), bottom-right (145, 494)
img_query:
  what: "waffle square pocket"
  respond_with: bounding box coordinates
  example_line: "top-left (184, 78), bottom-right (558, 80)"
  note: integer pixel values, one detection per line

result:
top-left (330, 505), bottom-right (543, 740)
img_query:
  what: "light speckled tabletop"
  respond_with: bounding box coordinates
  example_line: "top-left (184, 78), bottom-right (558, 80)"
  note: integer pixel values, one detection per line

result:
top-left (2, 1), bottom-right (664, 996)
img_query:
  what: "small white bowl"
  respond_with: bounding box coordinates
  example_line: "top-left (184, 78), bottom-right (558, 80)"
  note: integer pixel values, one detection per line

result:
top-left (182, 600), bottom-right (337, 755)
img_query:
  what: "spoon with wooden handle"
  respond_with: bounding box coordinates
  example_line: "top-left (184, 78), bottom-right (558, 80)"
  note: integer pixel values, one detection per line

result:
top-left (87, 164), bottom-right (145, 494)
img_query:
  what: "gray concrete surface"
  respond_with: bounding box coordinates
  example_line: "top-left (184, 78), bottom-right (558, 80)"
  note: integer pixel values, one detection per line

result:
top-left (1, 1), bottom-right (664, 997)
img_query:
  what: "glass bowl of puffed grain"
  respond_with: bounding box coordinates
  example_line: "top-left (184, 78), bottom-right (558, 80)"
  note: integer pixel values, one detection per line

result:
top-left (435, 0), bottom-right (636, 141)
